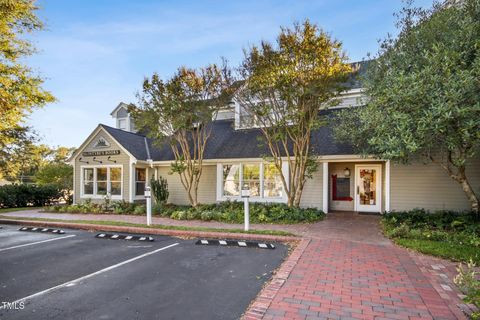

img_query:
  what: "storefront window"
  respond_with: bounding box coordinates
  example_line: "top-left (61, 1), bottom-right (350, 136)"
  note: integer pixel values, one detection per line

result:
top-left (82, 167), bottom-right (122, 197)
top-left (135, 168), bottom-right (146, 196)
top-left (220, 163), bottom-right (284, 201)
top-left (223, 164), bottom-right (240, 196)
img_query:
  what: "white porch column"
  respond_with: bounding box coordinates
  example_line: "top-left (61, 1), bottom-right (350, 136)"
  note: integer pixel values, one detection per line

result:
top-left (129, 160), bottom-right (135, 203)
top-left (385, 160), bottom-right (391, 212)
top-left (322, 162), bottom-right (329, 214)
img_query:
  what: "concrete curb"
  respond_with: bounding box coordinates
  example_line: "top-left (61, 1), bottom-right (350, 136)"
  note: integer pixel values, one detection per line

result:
top-left (0, 219), bottom-right (299, 242)
top-left (243, 238), bottom-right (311, 320)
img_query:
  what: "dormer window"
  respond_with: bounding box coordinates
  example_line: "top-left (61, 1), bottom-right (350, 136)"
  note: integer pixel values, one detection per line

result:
top-left (118, 118), bottom-right (127, 130)
top-left (111, 102), bottom-right (136, 132)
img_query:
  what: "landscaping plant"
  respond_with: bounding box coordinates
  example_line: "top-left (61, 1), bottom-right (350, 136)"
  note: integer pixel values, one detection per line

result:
top-left (150, 176), bottom-right (169, 204)
top-left (454, 260), bottom-right (480, 319)
top-left (382, 209), bottom-right (480, 263)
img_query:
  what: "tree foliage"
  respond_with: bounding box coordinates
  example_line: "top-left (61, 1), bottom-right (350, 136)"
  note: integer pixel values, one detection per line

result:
top-left (335, 0), bottom-right (480, 212)
top-left (131, 64), bottom-right (233, 207)
top-left (0, 0), bottom-right (55, 135)
top-left (236, 20), bottom-right (351, 207)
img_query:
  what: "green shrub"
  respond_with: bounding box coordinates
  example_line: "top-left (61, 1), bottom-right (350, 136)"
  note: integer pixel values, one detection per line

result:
top-left (0, 184), bottom-right (62, 208)
top-left (133, 205), bottom-right (146, 215)
top-left (151, 176), bottom-right (169, 204)
top-left (383, 209), bottom-right (480, 263)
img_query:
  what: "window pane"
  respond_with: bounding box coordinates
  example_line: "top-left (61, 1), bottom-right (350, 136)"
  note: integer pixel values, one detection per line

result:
top-left (243, 164), bottom-right (260, 197)
top-left (110, 182), bottom-right (121, 195)
top-left (223, 164), bottom-right (240, 196)
top-left (264, 164), bottom-right (282, 198)
top-left (110, 167), bottom-right (121, 181)
top-left (83, 182), bottom-right (93, 195)
top-left (97, 168), bottom-right (107, 181)
top-left (244, 180), bottom-right (260, 197)
top-left (97, 181), bottom-right (107, 195)
top-left (118, 119), bottom-right (127, 130)
top-left (136, 168), bottom-right (146, 182)
top-left (84, 168), bottom-right (94, 181)
top-left (136, 182), bottom-right (145, 196)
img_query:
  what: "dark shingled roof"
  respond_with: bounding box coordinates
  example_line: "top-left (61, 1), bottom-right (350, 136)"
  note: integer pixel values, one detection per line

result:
top-left (100, 109), bottom-right (354, 161)
top-left (100, 61), bottom-right (368, 160)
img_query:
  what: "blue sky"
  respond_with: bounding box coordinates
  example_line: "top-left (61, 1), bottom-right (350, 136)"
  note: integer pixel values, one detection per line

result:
top-left (27, 0), bottom-right (433, 148)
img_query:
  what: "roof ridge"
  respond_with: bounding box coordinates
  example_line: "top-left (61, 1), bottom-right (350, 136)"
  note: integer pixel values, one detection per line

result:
top-left (100, 124), bottom-right (147, 138)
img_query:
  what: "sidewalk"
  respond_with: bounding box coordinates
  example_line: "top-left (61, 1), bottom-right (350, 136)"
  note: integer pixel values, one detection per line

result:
top-left (2, 209), bottom-right (470, 319)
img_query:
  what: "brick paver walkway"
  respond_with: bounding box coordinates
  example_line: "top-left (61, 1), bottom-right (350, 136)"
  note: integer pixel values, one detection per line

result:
top-left (2, 210), bottom-right (470, 319)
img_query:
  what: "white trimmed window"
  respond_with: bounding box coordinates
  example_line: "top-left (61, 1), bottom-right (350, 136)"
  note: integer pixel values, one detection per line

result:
top-left (81, 166), bottom-right (122, 198)
top-left (135, 168), bottom-right (146, 196)
top-left (217, 162), bottom-right (286, 202)
top-left (118, 118), bottom-right (127, 130)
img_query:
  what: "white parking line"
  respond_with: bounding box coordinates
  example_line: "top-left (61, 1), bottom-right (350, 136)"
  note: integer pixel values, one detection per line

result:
top-left (1, 242), bottom-right (179, 308)
top-left (0, 235), bottom-right (76, 252)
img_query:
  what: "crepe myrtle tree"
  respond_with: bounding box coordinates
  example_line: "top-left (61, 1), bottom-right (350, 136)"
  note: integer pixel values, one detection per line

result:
top-left (130, 64), bottom-right (233, 207)
top-left (236, 20), bottom-right (351, 207)
top-left (335, 0), bottom-right (480, 213)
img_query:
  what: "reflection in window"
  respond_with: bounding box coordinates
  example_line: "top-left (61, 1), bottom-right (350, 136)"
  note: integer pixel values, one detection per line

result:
top-left (221, 163), bottom-right (283, 200)
top-left (243, 164), bottom-right (260, 197)
top-left (263, 164), bottom-right (282, 198)
top-left (96, 168), bottom-right (108, 195)
top-left (223, 164), bottom-right (240, 196)
top-left (110, 167), bottom-right (122, 195)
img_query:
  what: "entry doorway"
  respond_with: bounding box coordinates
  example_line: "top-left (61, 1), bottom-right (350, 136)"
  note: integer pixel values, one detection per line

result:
top-left (354, 164), bottom-right (382, 213)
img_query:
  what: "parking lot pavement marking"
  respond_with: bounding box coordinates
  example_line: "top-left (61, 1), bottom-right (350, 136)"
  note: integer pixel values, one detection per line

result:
top-left (19, 227), bottom-right (65, 234)
top-left (0, 235), bottom-right (76, 252)
top-left (0, 242), bottom-right (179, 308)
top-left (195, 239), bottom-right (276, 249)
top-left (95, 233), bottom-right (155, 242)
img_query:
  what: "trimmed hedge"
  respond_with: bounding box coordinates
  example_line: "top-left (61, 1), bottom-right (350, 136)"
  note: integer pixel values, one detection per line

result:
top-left (154, 201), bottom-right (325, 224)
top-left (49, 200), bottom-right (325, 224)
top-left (0, 184), bottom-right (62, 208)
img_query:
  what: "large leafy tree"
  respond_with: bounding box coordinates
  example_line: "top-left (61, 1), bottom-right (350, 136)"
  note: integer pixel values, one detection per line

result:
top-left (236, 20), bottom-right (351, 207)
top-left (131, 64), bottom-right (233, 207)
top-left (0, 0), bottom-right (55, 175)
top-left (335, 0), bottom-right (480, 212)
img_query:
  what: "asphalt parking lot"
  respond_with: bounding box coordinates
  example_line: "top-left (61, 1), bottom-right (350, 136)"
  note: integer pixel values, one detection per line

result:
top-left (0, 224), bottom-right (287, 320)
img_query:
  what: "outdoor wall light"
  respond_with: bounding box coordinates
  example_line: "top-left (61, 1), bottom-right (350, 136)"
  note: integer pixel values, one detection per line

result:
top-left (344, 168), bottom-right (351, 177)
top-left (92, 157), bottom-right (103, 164)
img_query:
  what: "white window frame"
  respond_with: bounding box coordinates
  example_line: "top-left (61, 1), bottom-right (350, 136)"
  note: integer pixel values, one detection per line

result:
top-left (117, 118), bottom-right (127, 130)
top-left (80, 165), bottom-right (123, 200)
top-left (216, 162), bottom-right (288, 203)
top-left (134, 167), bottom-right (147, 199)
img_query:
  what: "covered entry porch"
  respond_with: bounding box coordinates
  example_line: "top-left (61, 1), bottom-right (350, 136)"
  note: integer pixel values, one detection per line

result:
top-left (321, 159), bottom-right (390, 214)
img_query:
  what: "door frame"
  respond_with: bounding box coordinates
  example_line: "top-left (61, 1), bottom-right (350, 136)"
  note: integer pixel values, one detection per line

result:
top-left (354, 164), bottom-right (382, 213)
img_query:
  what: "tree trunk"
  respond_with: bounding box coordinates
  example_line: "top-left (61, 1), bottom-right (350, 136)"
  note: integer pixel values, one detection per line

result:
top-left (459, 176), bottom-right (479, 214)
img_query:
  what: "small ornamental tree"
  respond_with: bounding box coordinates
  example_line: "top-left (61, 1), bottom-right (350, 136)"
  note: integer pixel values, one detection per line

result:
top-left (335, 0), bottom-right (480, 213)
top-left (236, 20), bottom-right (351, 207)
top-left (131, 64), bottom-right (233, 207)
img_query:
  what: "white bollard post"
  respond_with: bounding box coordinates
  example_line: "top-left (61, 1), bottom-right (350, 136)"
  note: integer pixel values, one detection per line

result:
top-left (145, 186), bottom-right (152, 226)
top-left (244, 197), bottom-right (249, 231)
top-left (241, 186), bottom-right (250, 232)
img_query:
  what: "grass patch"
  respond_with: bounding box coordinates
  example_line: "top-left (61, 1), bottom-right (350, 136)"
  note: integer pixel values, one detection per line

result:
top-left (0, 207), bottom-right (40, 213)
top-left (0, 215), bottom-right (296, 237)
top-left (394, 238), bottom-right (480, 264)
top-left (382, 209), bottom-right (480, 263)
